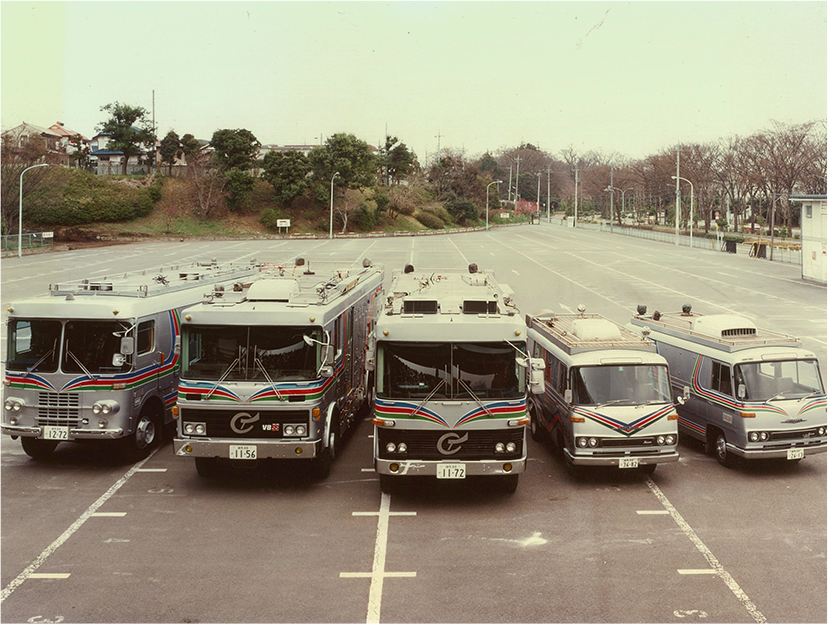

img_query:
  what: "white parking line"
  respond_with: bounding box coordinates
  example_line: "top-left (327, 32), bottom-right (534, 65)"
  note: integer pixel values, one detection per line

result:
top-left (28, 573), bottom-right (71, 579)
top-left (636, 510), bottom-right (670, 515)
top-left (645, 478), bottom-right (767, 623)
top-left (136, 468), bottom-right (167, 472)
top-left (341, 492), bottom-right (417, 624)
top-left (0, 448), bottom-right (158, 603)
top-left (678, 569), bottom-right (718, 575)
top-left (91, 512), bottom-right (127, 517)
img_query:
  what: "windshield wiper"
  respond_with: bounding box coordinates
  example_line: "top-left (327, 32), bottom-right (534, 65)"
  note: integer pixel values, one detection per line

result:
top-left (768, 392), bottom-right (788, 402)
top-left (206, 351), bottom-right (241, 400)
top-left (598, 398), bottom-right (635, 407)
top-left (457, 378), bottom-right (495, 418)
top-left (254, 351), bottom-right (284, 402)
top-left (65, 342), bottom-right (96, 381)
top-left (410, 378), bottom-right (447, 417)
top-left (22, 340), bottom-right (57, 378)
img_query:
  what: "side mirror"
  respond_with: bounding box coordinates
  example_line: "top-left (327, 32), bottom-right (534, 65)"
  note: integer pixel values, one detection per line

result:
top-left (320, 365), bottom-right (334, 378)
top-left (529, 357), bottom-right (545, 395)
top-left (564, 389), bottom-right (573, 404)
top-left (676, 385), bottom-right (690, 405)
top-left (112, 353), bottom-right (126, 367)
top-left (322, 345), bottom-right (335, 365)
top-left (120, 337), bottom-right (135, 355)
top-left (737, 383), bottom-right (746, 400)
top-left (174, 336), bottom-right (181, 355)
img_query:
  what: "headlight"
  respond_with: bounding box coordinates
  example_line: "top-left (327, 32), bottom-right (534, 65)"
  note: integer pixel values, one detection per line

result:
top-left (577, 438), bottom-right (588, 448)
top-left (657, 435), bottom-right (666, 445)
top-left (92, 404), bottom-right (102, 415)
top-left (759, 431), bottom-right (768, 441)
top-left (506, 442), bottom-right (516, 453)
top-left (397, 443), bottom-right (407, 453)
top-left (749, 432), bottom-right (759, 442)
top-left (101, 404), bottom-right (112, 415)
top-left (495, 442), bottom-right (505, 453)
top-left (665, 434), bottom-right (676, 445)
top-left (588, 437), bottom-right (599, 448)
top-left (295, 425), bottom-right (306, 436)
top-left (12, 402), bottom-right (21, 412)
top-left (195, 424), bottom-right (205, 435)
top-left (285, 425), bottom-right (295, 436)
top-left (819, 427), bottom-right (826, 436)
top-left (3, 400), bottom-right (12, 411)
top-left (386, 442), bottom-right (396, 453)
top-left (184, 423), bottom-right (194, 434)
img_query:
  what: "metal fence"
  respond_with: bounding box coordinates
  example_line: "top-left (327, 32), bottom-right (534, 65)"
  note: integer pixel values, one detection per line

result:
top-left (1, 232), bottom-right (54, 252)
top-left (570, 219), bottom-right (802, 265)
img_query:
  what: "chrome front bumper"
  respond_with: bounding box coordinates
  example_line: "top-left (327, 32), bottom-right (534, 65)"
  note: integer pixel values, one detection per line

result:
top-left (174, 438), bottom-right (322, 459)
top-left (1, 424), bottom-right (124, 440)
top-left (374, 457), bottom-right (526, 477)
top-left (565, 449), bottom-right (680, 467)
top-left (728, 441), bottom-right (826, 460)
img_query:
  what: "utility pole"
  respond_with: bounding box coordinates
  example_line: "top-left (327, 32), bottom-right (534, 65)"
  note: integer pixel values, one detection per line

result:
top-left (546, 166), bottom-right (551, 222)
top-left (536, 173), bottom-right (541, 213)
top-left (610, 168), bottom-right (615, 233)
top-left (675, 149), bottom-right (680, 245)
top-left (514, 155), bottom-right (522, 208)
top-left (574, 163), bottom-right (579, 228)
top-left (435, 130), bottom-right (442, 157)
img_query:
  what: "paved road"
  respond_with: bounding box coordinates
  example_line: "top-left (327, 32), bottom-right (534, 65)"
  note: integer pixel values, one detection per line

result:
top-left (1, 224), bottom-right (825, 623)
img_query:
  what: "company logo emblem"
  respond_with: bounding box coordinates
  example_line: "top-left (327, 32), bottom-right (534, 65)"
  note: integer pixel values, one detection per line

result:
top-left (230, 412), bottom-right (260, 434)
top-left (437, 432), bottom-right (469, 456)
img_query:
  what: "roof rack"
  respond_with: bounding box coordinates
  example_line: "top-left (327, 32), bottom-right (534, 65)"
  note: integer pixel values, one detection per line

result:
top-left (528, 311), bottom-right (654, 355)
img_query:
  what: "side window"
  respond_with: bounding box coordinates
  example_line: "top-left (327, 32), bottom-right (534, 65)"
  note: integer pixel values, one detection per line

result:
top-left (137, 320), bottom-right (155, 355)
top-left (557, 360), bottom-right (567, 395)
top-left (711, 361), bottom-right (732, 396)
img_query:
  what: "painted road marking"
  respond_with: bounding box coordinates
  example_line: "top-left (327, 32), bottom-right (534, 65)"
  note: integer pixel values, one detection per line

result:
top-left (91, 512), bottom-right (127, 517)
top-left (353, 511), bottom-right (417, 517)
top-left (637, 510), bottom-right (670, 515)
top-left (136, 468), bottom-right (167, 472)
top-left (341, 492), bottom-right (416, 624)
top-left (645, 478), bottom-right (766, 623)
top-left (0, 449), bottom-right (158, 603)
top-left (28, 574), bottom-right (71, 579)
top-left (678, 569), bottom-right (718, 575)
top-left (361, 468), bottom-right (376, 472)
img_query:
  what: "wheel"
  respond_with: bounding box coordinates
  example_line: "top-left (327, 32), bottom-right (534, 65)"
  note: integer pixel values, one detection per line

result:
top-left (21, 437), bottom-right (58, 460)
top-left (640, 463), bottom-right (657, 475)
top-left (497, 473), bottom-right (519, 493)
top-left (195, 457), bottom-right (220, 478)
top-left (122, 403), bottom-right (161, 461)
top-left (714, 431), bottom-right (738, 468)
top-left (529, 403), bottom-right (544, 442)
top-left (379, 473), bottom-right (396, 494)
top-left (313, 416), bottom-right (338, 480)
top-left (564, 456), bottom-right (583, 479)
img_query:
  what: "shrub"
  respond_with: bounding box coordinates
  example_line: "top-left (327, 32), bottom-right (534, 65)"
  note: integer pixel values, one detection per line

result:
top-left (421, 204), bottom-right (452, 224)
top-left (414, 210), bottom-right (444, 229)
top-left (351, 203), bottom-right (378, 231)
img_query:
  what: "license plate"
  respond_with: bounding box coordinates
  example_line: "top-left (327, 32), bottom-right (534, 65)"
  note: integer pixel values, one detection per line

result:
top-left (229, 445), bottom-right (257, 460)
top-left (619, 457), bottom-right (639, 469)
top-left (43, 426), bottom-right (69, 441)
top-left (436, 463), bottom-right (466, 479)
top-left (787, 448), bottom-right (804, 460)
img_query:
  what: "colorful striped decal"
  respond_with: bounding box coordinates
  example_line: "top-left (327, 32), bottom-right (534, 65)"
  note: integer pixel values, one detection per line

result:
top-left (374, 397), bottom-right (526, 428)
top-left (690, 355), bottom-right (824, 419)
top-left (571, 404), bottom-right (677, 436)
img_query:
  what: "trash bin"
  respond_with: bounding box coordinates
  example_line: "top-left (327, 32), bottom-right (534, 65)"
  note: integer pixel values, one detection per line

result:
top-left (724, 240), bottom-right (737, 253)
top-left (749, 242), bottom-right (767, 258)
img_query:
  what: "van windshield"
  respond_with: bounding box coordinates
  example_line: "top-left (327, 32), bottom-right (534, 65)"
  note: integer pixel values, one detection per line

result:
top-left (63, 320), bottom-right (131, 374)
top-left (734, 359), bottom-right (824, 401)
top-left (571, 364), bottom-right (671, 406)
top-left (7, 319), bottom-right (62, 373)
top-left (378, 341), bottom-right (525, 400)
top-left (182, 325), bottom-right (321, 381)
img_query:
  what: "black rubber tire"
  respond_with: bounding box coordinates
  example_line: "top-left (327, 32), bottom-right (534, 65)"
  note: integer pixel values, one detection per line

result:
top-left (640, 463), bottom-right (657, 475)
top-left (122, 404), bottom-right (161, 461)
top-left (498, 473), bottom-right (519, 493)
top-left (714, 431), bottom-right (738, 468)
top-left (529, 403), bottom-right (544, 442)
top-left (21, 437), bottom-right (58, 460)
top-left (379, 473), bottom-right (395, 494)
top-left (314, 417), bottom-right (338, 480)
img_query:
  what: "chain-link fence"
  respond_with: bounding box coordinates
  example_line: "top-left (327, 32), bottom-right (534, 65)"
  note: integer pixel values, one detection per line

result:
top-left (1, 232), bottom-right (54, 252)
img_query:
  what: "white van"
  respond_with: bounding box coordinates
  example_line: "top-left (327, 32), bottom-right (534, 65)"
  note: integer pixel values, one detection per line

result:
top-left (526, 307), bottom-right (680, 475)
top-left (629, 305), bottom-right (827, 467)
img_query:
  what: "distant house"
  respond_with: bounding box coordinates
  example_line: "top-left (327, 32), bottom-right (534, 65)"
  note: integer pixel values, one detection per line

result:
top-left (1, 122), bottom-right (65, 163)
top-left (90, 131), bottom-right (146, 175)
top-left (791, 194), bottom-right (827, 284)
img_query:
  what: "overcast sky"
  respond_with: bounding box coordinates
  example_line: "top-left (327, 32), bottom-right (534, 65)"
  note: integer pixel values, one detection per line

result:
top-left (2, 1), bottom-right (826, 163)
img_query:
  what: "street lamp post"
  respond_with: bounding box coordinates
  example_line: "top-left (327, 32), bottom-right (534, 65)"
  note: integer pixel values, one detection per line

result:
top-left (536, 173), bottom-right (541, 214)
top-left (621, 188), bottom-right (633, 223)
top-left (672, 176), bottom-right (694, 248)
top-left (486, 180), bottom-right (502, 231)
top-left (329, 171), bottom-right (340, 239)
top-left (19, 163), bottom-right (48, 257)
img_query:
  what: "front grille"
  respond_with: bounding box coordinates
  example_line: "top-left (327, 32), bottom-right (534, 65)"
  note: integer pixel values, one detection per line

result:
top-left (181, 408), bottom-right (309, 439)
top-left (770, 427), bottom-right (823, 441)
top-left (37, 392), bottom-right (80, 427)
top-left (377, 428), bottom-right (523, 461)
top-left (600, 436), bottom-right (656, 448)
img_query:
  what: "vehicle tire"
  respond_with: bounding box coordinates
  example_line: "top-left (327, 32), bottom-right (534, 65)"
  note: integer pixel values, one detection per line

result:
top-left (195, 457), bottom-right (220, 479)
top-left (314, 416), bottom-right (338, 480)
top-left (122, 403), bottom-right (161, 461)
top-left (529, 402), bottom-right (544, 442)
top-left (640, 463), bottom-right (657, 475)
top-left (379, 473), bottom-right (396, 494)
top-left (498, 473), bottom-right (519, 493)
top-left (564, 456), bottom-right (583, 480)
top-left (21, 437), bottom-right (58, 460)
top-left (714, 431), bottom-right (738, 468)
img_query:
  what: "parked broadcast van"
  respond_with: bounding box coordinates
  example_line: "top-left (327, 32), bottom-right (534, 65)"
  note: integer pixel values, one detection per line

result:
top-left (629, 305), bottom-right (827, 467)
top-left (3, 261), bottom-right (259, 460)
top-left (372, 264), bottom-right (545, 493)
top-left (526, 307), bottom-right (680, 474)
top-left (173, 258), bottom-right (384, 478)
